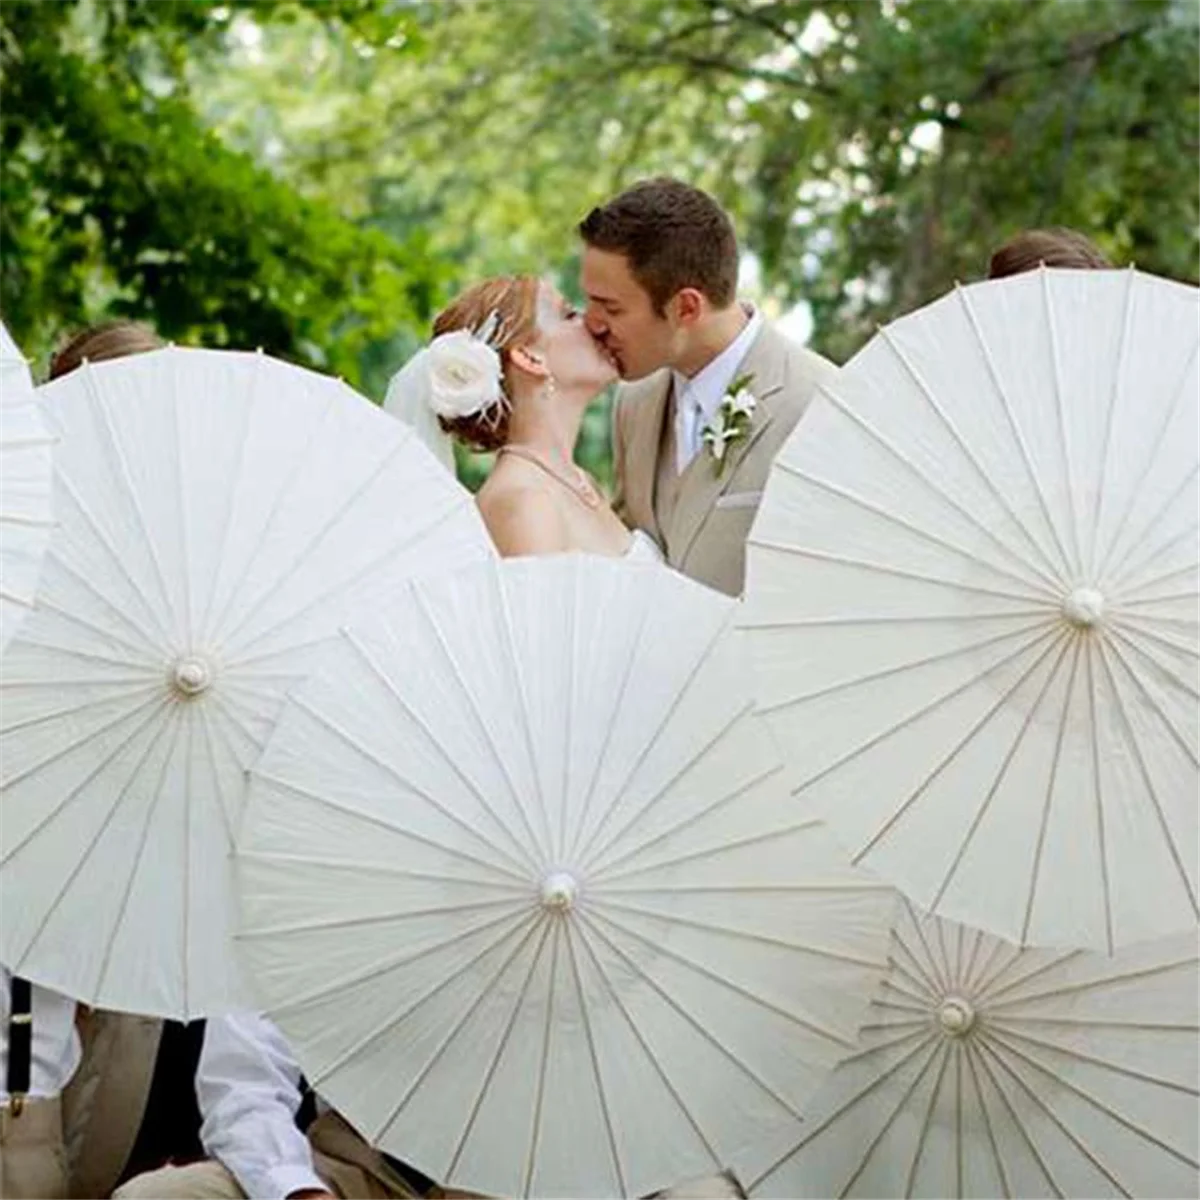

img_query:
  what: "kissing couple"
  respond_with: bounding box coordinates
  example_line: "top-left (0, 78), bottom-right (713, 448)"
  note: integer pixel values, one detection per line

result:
top-left (385, 177), bottom-right (836, 597)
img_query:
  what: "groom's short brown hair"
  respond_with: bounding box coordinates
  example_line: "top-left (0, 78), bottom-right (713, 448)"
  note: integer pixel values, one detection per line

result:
top-left (578, 178), bottom-right (739, 314)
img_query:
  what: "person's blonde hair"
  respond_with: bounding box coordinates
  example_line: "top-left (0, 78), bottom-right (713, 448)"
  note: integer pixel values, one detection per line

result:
top-left (432, 276), bottom-right (540, 452)
top-left (49, 320), bottom-right (163, 380)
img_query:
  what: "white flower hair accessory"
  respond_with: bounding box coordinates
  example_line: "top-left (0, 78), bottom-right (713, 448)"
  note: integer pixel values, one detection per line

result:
top-left (426, 310), bottom-right (508, 421)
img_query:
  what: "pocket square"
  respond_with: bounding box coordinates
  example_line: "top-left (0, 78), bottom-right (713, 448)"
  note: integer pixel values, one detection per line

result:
top-left (715, 490), bottom-right (763, 511)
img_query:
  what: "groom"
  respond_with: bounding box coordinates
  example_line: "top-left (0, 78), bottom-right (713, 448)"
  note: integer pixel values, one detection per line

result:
top-left (580, 178), bottom-right (835, 596)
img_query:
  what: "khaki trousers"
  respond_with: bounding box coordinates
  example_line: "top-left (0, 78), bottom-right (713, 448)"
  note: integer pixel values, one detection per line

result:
top-left (61, 1010), bottom-right (161, 1200)
top-left (112, 1111), bottom-right (427, 1200)
top-left (0, 1097), bottom-right (70, 1200)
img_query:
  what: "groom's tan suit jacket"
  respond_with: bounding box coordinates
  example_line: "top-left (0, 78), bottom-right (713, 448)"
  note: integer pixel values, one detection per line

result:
top-left (612, 320), bottom-right (836, 596)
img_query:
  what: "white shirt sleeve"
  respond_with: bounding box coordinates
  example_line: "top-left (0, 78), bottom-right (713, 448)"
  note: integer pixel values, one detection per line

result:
top-left (197, 1011), bottom-right (327, 1200)
top-left (0, 966), bottom-right (81, 1100)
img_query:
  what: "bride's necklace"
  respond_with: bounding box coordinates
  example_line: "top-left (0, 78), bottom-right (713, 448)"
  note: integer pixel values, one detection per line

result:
top-left (498, 443), bottom-right (602, 509)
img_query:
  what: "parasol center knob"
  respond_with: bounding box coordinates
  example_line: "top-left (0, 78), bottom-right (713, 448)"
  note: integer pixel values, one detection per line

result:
top-left (172, 656), bottom-right (213, 696)
top-left (937, 996), bottom-right (976, 1037)
top-left (1062, 587), bottom-right (1105, 628)
top-left (540, 871), bottom-right (578, 912)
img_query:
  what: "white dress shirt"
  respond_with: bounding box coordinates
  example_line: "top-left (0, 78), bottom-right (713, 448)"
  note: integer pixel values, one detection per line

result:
top-left (0, 965), bottom-right (81, 1101)
top-left (197, 1011), bottom-right (327, 1200)
top-left (671, 306), bottom-right (763, 473)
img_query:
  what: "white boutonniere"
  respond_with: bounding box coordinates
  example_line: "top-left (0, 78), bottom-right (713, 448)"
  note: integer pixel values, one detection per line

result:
top-left (701, 372), bottom-right (758, 475)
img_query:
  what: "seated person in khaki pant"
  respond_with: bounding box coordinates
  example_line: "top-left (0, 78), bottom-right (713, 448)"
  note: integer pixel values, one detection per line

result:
top-left (113, 1010), bottom-right (450, 1200)
top-left (113, 1010), bottom-right (745, 1200)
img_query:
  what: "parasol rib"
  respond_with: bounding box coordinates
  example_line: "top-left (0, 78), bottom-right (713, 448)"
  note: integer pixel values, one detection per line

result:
top-left (203, 384), bottom-right (339, 647)
top-left (341, 625), bottom-right (542, 878)
top-left (595, 894), bottom-right (885, 974)
top-left (904, 1039), bottom-right (954, 1197)
top-left (84, 367), bottom-right (182, 644)
top-left (746, 1029), bottom-right (935, 1193)
top-left (572, 614), bottom-right (732, 870)
top-left (884, 310), bottom-right (1066, 585)
top-left (1019, 637), bottom-right (1085, 944)
top-left (38, 557), bottom-right (165, 658)
top-left (582, 701), bottom-right (760, 877)
top-left (584, 760), bottom-right (782, 882)
top-left (750, 539), bottom-right (1050, 608)
top-left (806, 383), bottom-right (1063, 591)
top-left (1093, 340), bottom-right (1197, 582)
top-left (369, 917), bottom-right (546, 1148)
top-left (853, 631), bottom-right (1070, 867)
top-left (250, 768), bottom-right (530, 887)
top-left (588, 906), bottom-right (859, 1049)
top-left (410, 586), bottom-right (552, 871)
top-left (755, 617), bottom-right (1055, 719)
top-left (1096, 642), bottom-right (1198, 919)
top-left (445, 920), bottom-right (555, 1180)
top-left (1103, 633), bottom-right (1198, 765)
top-left (563, 586), bottom-right (655, 867)
top-left (193, 349), bottom-right (258, 641)
top-left (1040, 267), bottom-right (1086, 580)
top-left (955, 284), bottom-right (1075, 580)
top-left (1087, 268), bottom-right (1138, 578)
top-left (285, 693), bottom-right (534, 882)
top-left (53, 472), bottom-right (174, 647)
top-left (563, 923), bottom-right (627, 1195)
top-left (226, 493), bottom-right (467, 664)
top-left (770, 457), bottom-right (1056, 599)
top-left (579, 910), bottom-right (805, 1118)
top-left (522, 922), bottom-right (563, 1197)
top-left (971, 1041), bottom-right (1066, 1198)
top-left (571, 914), bottom-right (723, 1170)
top-left (492, 567), bottom-right (557, 870)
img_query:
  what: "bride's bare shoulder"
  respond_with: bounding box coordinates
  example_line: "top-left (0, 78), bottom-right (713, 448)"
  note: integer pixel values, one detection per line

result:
top-left (477, 476), bottom-right (570, 557)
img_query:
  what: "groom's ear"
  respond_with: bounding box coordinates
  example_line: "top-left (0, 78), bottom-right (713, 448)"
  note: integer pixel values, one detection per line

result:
top-left (671, 287), bottom-right (706, 327)
top-left (509, 344), bottom-right (550, 379)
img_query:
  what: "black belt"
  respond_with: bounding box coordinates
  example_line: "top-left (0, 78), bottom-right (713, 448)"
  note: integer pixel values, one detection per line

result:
top-left (6, 975), bottom-right (32, 1115)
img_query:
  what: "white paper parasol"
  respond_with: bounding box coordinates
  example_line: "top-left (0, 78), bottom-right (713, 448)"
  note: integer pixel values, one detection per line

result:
top-left (735, 900), bottom-right (1199, 1198)
top-left (0, 319), bottom-right (54, 650)
top-left (740, 268), bottom-right (1199, 952)
top-left (235, 555), bottom-right (896, 1198)
top-left (0, 347), bottom-right (492, 1017)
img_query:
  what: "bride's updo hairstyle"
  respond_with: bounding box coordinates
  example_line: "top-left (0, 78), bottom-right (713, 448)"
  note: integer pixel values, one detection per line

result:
top-left (433, 275), bottom-right (540, 452)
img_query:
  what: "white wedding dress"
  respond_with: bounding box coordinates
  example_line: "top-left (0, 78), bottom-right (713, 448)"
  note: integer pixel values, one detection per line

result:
top-left (624, 529), bottom-right (665, 563)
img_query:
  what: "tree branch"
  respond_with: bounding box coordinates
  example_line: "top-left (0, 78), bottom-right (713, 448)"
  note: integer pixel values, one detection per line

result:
top-left (968, 22), bottom-right (1156, 103)
top-left (610, 39), bottom-right (827, 94)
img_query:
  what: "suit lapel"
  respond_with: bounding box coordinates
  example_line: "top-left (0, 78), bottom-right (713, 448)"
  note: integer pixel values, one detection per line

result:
top-left (668, 324), bottom-right (787, 562)
top-left (623, 370), bottom-right (672, 543)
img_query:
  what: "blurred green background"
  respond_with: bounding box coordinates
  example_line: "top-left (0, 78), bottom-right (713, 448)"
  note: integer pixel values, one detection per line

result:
top-left (2, 0), bottom-right (1197, 489)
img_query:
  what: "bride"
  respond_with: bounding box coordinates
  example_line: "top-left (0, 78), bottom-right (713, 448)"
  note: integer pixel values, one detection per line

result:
top-left (385, 275), bottom-right (662, 563)
top-left (384, 280), bottom-right (744, 1200)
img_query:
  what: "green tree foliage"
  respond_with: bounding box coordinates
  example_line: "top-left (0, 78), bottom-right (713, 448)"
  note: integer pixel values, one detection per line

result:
top-left (0, 0), bottom-right (439, 383)
top-left (3, 0), bottom-right (1196, 487)
top-left (202, 0), bottom-right (1196, 364)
